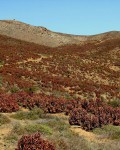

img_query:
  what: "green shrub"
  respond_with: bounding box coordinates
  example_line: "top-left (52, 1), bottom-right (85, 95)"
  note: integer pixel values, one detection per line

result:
top-left (45, 117), bottom-right (70, 132)
top-left (24, 124), bottom-right (52, 135)
top-left (5, 133), bottom-right (18, 142)
top-left (0, 114), bottom-right (10, 126)
top-left (0, 76), bottom-right (2, 87)
top-left (10, 84), bottom-right (20, 93)
top-left (108, 99), bottom-right (120, 107)
top-left (11, 107), bottom-right (45, 120)
top-left (93, 125), bottom-right (120, 140)
top-left (5, 123), bottom-right (25, 143)
top-left (25, 86), bottom-right (40, 93)
top-left (0, 61), bottom-right (4, 68)
top-left (11, 123), bottom-right (26, 135)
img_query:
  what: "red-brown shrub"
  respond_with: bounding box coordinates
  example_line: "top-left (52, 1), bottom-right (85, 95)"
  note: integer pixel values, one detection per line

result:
top-left (16, 132), bottom-right (56, 150)
top-left (0, 94), bottom-right (19, 112)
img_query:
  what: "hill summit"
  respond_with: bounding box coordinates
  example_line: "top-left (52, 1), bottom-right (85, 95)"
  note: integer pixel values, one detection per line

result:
top-left (0, 20), bottom-right (120, 47)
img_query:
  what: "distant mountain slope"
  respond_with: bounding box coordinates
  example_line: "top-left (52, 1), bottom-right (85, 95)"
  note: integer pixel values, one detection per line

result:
top-left (0, 33), bottom-right (119, 99)
top-left (0, 20), bottom-right (120, 47)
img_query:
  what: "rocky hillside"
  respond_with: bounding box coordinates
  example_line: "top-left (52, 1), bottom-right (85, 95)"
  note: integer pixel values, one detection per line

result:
top-left (0, 20), bottom-right (120, 47)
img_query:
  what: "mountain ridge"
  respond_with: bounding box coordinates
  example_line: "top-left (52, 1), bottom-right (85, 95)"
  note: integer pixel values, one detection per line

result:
top-left (0, 20), bottom-right (120, 47)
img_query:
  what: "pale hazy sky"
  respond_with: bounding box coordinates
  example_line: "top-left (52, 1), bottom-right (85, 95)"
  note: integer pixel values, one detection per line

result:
top-left (1, 0), bottom-right (120, 35)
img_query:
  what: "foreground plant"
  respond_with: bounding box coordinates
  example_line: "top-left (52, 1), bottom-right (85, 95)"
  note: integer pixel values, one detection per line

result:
top-left (16, 132), bottom-right (56, 150)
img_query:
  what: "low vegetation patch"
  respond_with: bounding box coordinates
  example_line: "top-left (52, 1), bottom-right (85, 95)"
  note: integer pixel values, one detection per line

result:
top-left (11, 107), bottom-right (45, 120)
top-left (24, 124), bottom-right (53, 135)
top-left (5, 123), bottom-right (25, 143)
top-left (4, 114), bottom-right (120, 150)
top-left (93, 125), bottom-right (120, 140)
top-left (0, 114), bottom-right (10, 126)
top-left (108, 99), bottom-right (120, 107)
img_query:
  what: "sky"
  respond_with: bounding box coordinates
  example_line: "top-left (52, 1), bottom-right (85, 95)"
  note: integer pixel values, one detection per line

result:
top-left (0, 0), bottom-right (120, 35)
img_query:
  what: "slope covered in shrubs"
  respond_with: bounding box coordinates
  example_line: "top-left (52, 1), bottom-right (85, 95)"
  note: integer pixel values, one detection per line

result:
top-left (0, 92), bottom-right (119, 131)
top-left (0, 33), bottom-right (120, 149)
top-left (0, 34), bottom-right (120, 100)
